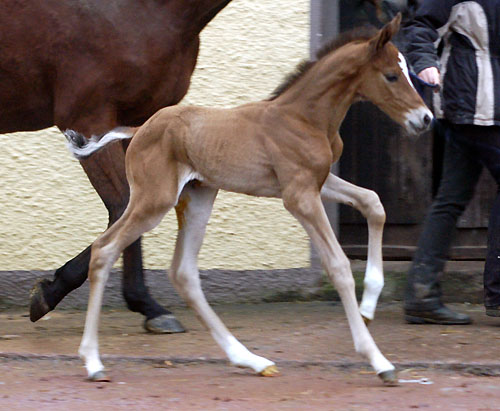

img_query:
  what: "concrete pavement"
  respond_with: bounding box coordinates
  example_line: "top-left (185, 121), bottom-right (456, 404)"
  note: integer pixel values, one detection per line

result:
top-left (0, 301), bottom-right (498, 375)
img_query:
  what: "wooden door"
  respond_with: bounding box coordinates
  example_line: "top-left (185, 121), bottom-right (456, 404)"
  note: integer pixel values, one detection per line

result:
top-left (313, 0), bottom-right (494, 260)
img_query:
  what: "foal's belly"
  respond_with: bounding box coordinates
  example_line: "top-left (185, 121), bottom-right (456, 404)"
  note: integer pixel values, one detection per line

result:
top-left (198, 166), bottom-right (282, 199)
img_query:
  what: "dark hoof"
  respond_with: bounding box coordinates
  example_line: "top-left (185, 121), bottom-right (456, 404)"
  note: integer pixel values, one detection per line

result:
top-left (89, 371), bottom-right (111, 382)
top-left (144, 314), bottom-right (186, 334)
top-left (378, 369), bottom-right (398, 386)
top-left (29, 279), bottom-right (52, 322)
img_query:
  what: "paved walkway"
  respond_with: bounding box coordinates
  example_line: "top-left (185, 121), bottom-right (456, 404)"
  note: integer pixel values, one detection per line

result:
top-left (1, 302), bottom-right (499, 410)
top-left (1, 301), bottom-right (498, 371)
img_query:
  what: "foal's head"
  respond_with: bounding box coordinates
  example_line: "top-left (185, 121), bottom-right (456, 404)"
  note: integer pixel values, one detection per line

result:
top-left (354, 14), bottom-right (433, 135)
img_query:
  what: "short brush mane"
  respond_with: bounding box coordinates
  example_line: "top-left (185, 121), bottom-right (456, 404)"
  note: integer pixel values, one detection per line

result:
top-left (268, 26), bottom-right (378, 100)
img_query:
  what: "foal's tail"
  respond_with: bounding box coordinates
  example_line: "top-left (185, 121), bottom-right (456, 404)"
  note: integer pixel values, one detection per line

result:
top-left (64, 127), bottom-right (136, 160)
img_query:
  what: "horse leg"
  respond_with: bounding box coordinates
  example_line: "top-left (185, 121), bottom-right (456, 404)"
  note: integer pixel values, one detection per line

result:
top-left (30, 137), bottom-right (184, 332)
top-left (320, 172), bottom-right (385, 323)
top-left (169, 183), bottom-right (278, 376)
top-left (80, 142), bottom-right (184, 332)
top-left (283, 188), bottom-right (396, 384)
top-left (80, 176), bottom-right (176, 380)
top-left (30, 245), bottom-right (91, 322)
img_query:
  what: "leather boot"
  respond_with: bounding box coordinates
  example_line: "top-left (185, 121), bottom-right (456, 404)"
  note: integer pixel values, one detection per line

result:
top-left (485, 306), bottom-right (500, 317)
top-left (405, 260), bottom-right (471, 325)
top-left (405, 304), bottom-right (471, 324)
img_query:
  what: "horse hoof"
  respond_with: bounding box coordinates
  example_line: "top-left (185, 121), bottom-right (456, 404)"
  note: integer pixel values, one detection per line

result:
top-left (259, 365), bottom-right (279, 377)
top-left (362, 315), bottom-right (372, 327)
top-left (29, 279), bottom-right (52, 322)
top-left (144, 314), bottom-right (186, 334)
top-left (89, 371), bottom-right (111, 382)
top-left (378, 369), bottom-right (398, 386)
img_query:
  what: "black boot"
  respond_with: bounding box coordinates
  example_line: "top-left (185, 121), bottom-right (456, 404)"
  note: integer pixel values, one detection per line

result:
top-left (405, 304), bottom-right (471, 324)
top-left (485, 306), bottom-right (500, 317)
top-left (404, 260), bottom-right (471, 325)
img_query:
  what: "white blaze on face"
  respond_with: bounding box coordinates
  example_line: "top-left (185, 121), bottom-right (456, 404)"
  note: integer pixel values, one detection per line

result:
top-left (397, 52), bottom-right (434, 134)
top-left (398, 52), bottom-right (416, 91)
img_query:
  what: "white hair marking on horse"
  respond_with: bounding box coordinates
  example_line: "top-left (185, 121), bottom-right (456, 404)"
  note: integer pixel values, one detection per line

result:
top-left (398, 52), bottom-right (416, 90)
top-left (65, 128), bottom-right (134, 160)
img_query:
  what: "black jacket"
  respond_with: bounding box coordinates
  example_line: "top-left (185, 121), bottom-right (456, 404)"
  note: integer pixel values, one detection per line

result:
top-left (404, 0), bottom-right (500, 126)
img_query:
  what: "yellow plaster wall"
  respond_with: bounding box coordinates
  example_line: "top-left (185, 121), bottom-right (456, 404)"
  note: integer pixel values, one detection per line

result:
top-left (0, 0), bottom-right (311, 271)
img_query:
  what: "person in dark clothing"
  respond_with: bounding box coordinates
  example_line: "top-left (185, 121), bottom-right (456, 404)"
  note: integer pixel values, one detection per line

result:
top-left (403, 0), bottom-right (500, 324)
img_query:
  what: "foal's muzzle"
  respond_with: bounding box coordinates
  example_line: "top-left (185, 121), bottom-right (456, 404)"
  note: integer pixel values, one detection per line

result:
top-left (405, 107), bottom-right (434, 135)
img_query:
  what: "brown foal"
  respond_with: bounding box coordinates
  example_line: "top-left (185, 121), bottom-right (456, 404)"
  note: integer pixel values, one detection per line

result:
top-left (66, 14), bottom-right (432, 384)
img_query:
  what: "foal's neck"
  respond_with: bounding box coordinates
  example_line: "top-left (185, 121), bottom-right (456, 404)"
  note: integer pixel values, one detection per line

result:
top-left (274, 43), bottom-right (366, 145)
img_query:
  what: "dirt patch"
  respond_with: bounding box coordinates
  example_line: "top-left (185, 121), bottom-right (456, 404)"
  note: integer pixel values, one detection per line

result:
top-left (0, 360), bottom-right (499, 410)
top-left (1, 302), bottom-right (499, 409)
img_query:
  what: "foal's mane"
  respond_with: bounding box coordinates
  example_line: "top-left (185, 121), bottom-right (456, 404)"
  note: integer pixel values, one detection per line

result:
top-left (268, 26), bottom-right (378, 101)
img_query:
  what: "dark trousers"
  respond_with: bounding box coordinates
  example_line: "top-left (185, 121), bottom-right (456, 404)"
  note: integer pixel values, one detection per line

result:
top-left (406, 120), bottom-right (500, 310)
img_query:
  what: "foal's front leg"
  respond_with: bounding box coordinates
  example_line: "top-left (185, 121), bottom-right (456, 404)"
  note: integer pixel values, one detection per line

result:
top-left (169, 184), bottom-right (278, 376)
top-left (283, 188), bottom-right (396, 384)
top-left (321, 173), bottom-right (385, 322)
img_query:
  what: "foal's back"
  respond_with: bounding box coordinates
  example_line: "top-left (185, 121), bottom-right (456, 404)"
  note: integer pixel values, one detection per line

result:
top-left (127, 101), bottom-right (332, 199)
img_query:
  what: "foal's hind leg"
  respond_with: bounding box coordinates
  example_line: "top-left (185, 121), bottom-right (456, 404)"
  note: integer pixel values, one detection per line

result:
top-left (283, 188), bottom-right (396, 384)
top-left (169, 183), bottom-right (278, 376)
top-left (81, 142), bottom-right (184, 333)
top-left (30, 130), bottom-right (183, 333)
top-left (79, 179), bottom-right (177, 380)
top-left (321, 173), bottom-right (385, 322)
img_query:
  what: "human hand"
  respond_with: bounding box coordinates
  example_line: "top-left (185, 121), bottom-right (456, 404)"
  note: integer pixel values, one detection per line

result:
top-left (418, 67), bottom-right (440, 88)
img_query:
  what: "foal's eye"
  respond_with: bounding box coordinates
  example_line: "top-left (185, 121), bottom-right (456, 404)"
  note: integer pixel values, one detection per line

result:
top-left (384, 73), bottom-right (399, 83)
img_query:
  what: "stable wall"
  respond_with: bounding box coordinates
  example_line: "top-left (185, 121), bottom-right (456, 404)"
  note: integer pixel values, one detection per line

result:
top-left (0, 0), bottom-right (310, 273)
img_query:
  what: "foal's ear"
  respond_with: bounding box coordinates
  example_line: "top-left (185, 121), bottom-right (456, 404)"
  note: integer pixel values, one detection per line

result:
top-left (368, 12), bottom-right (402, 54)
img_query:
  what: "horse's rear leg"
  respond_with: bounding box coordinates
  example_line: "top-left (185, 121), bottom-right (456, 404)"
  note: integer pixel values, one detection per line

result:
top-left (30, 140), bottom-right (184, 333)
top-left (169, 183), bottom-right (278, 376)
top-left (321, 173), bottom-right (385, 323)
top-left (82, 142), bottom-right (184, 332)
top-left (283, 189), bottom-right (395, 384)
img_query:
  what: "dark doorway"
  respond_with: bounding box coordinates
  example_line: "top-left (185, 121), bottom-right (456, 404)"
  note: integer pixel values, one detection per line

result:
top-left (310, 0), bottom-right (493, 262)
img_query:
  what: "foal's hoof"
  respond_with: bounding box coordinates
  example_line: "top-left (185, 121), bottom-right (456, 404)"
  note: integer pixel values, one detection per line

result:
top-left (89, 371), bottom-right (111, 382)
top-left (259, 365), bottom-right (280, 377)
top-left (378, 369), bottom-right (398, 386)
top-left (29, 279), bottom-right (52, 322)
top-left (144, 314), bottom-right (186, 334)
top-left (362, 315), bottom-right (372, 327)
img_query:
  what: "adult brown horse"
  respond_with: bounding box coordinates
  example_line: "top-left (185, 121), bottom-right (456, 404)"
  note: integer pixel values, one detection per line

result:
top-left (1, 0), bottom-right (232, 333)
